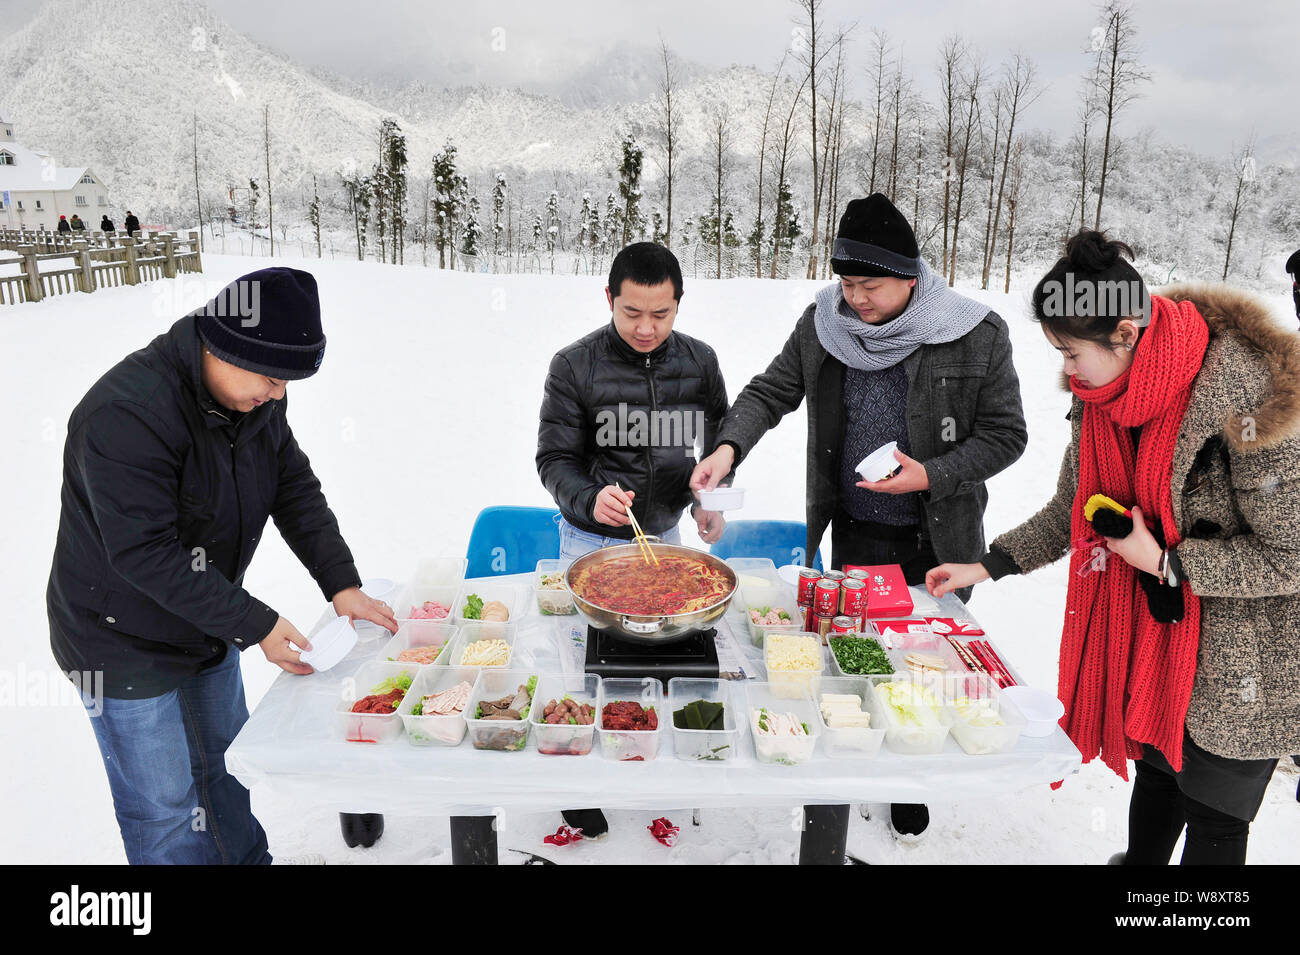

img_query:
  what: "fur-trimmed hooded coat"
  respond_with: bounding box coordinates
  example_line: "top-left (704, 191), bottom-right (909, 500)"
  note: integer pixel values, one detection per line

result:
top-left (990, 283), bottom-right (1300, 761)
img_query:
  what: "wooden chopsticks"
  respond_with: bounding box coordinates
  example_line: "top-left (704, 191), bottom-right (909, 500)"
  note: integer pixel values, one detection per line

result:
top-left (617, 482), bottom-right (659, 565)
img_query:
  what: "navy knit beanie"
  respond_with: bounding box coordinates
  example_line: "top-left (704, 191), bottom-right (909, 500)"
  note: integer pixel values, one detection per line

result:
top-left (830, 193), bottom-right (922, 279)
top-left (193, 267), bottom-right (326, 380)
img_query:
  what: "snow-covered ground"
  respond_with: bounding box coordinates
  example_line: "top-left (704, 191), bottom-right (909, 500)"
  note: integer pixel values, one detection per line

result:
top-left (3, 254), bottom-right (1297, 865)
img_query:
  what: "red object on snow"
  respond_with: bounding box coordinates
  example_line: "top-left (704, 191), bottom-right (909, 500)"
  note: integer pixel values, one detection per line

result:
top-left (647, 817), bottom-right (680, 847)
top-left (542, 825), bottom-right (584, 847)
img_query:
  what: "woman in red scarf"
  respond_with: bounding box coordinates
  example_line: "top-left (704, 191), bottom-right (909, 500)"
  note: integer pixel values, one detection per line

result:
top-left (927, 230), bottom-right (1300, 865)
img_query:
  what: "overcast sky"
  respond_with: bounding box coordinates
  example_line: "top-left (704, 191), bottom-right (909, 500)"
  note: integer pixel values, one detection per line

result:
top-left (7, 0), bottom-right (1298, 153)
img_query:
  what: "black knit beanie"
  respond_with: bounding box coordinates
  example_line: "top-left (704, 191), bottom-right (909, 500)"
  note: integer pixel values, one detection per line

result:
top-left (193, 267), bottom-right (326, 380)
top-left (830, 193), bottom-right (922, 278)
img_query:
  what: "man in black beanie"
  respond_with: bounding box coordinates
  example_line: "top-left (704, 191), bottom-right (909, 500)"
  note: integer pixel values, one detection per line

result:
top-left (48, 266), bottom-right (397, 864)
top-left (692, 194), bottom-right (1027, 845)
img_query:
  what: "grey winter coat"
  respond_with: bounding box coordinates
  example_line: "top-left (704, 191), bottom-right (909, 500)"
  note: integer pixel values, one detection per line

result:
top-left (715, 299), bottom-right (1028, 594)
top-left (990, 284), bottom-right (1300, 760)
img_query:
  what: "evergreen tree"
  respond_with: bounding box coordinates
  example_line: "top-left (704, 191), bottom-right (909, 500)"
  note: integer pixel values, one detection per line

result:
top-left (431, 140), bottom-right (459, 269)
top-left (461, 192), bottom-right (481, 259)
top-left (617, 134), bottom-right (645, 245)
top-left (491, 173), bottom-right (507, 256)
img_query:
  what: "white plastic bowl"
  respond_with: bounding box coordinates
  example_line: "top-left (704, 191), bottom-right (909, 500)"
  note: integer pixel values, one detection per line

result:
top-left (855, 441), bottom-right (902, 482)
top-left (1002, 686), bottom-right (1065, 737)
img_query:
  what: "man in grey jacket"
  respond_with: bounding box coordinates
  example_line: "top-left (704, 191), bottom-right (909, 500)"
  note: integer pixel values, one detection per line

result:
top-left (691, 193), bottom-right (1028, 840)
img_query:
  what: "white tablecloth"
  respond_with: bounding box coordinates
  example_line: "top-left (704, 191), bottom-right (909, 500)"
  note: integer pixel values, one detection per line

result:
top-left (227, 573), bottom-right (1081, 814)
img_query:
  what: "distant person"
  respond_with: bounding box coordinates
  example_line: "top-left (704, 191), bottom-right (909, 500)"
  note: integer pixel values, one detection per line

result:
top-left (100, 215), bottom-right (115, 233)
top-left (1287, 248), bottom-right (1299, 325)
top-left (69, 214), bottom-right (85, 231)
top-left (124, 210), bottom-right (140, 237)
top-left (57, 215), bottom-right (71, 233)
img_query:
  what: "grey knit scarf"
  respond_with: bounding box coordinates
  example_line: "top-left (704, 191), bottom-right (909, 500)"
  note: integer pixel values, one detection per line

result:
top-left (813, 259), bottom-right (990, 371)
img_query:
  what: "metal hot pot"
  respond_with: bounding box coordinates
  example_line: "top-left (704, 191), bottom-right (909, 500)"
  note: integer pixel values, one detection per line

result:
top-left (563, 541), bottom-right (738, 645)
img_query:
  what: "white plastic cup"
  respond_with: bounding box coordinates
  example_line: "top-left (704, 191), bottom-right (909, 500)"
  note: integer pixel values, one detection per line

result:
top-left (855, 441), bottom-right (902, 482)
top-left (299, 616), bottom-right (357, 672)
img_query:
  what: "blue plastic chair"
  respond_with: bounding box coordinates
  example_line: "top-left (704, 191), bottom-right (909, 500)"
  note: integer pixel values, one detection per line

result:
top-left (465, 506), bottom-right (562, 577)
top-left (709, 520), bottom-right (823, 571)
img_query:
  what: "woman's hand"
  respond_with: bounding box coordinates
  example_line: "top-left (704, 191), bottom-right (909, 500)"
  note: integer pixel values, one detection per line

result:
top-left (925, 562), bottom-right (990, 597)
top-left (333, 586), bottom-right (399, 634)
top-left (1102, 504), bottom-right (1164, 577)
top-left (856, 450), bottom-right (931, 495)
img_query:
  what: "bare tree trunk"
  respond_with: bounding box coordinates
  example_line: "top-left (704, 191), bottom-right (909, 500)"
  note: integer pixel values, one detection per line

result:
top-left (754, 53), bottom-right (787, 278)
top-left (1222, 143), bottom-right (1255, 281)
top-left (1092, 1), bottom-right (1150, 230)
top-left (868, 29), bottom-right (890, 194)
top-left (979, 85), bottom-right (1004, 289)
top-left (1003, 138), bottom-right (1024, 293)
top-left (986, 55), bottom-right (1039, 289)
top-left (263, 104), bottom-right (273, 256)
top-left (657, 37), bottom-right (679, 249)
top-left (949, 57), bottom-right (983, 286)
top-left (192, 112), bottom-right (204, 252)
top-left (888, 60), bottom-right (904, 201)
top-left (937, 36), bottom-right (964, 277)
top-left (770, 75), bottom-right (808, 280)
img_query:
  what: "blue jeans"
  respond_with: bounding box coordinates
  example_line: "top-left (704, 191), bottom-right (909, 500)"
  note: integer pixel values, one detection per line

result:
top-left (80, 645), bottom-right (271, 865)
top-left (558, 518), bottom-right (681, 561)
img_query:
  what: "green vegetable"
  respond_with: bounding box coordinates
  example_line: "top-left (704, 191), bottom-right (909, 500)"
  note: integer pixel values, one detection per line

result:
top-left (411, 701), bottom-right (424, 715)
top-left (673, 699), bottom-right (726, 731)
top-left (370, 672), bottom-right (413, 695)
top-left (463, 593), bottom-right (484, 620)
top-left (829, 635), bottom-right (894, 675)
top-left (518, 675), bottom-right (538, 721)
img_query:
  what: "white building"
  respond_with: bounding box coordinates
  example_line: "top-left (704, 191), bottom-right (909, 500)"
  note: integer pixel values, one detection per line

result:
top-left (0, 114), bottom-right (113, 232)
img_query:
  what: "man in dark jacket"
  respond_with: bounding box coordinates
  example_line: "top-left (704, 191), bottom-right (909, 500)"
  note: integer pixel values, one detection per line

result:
top-left (538, 241), bottom-right (729, 559)
top-left (692, 193), bottom-right (1028, 841)
top-left (123, 210), bottom-right (140, 236)
top-left (70, 213), bottom-right (86, 231)
top-left (536, 241), bottom-right (729, 838)
top-left (57, 215), bottom-right (71, 233)
top-left (100, 214), bottom-right (115, 233)
top-left (48, 266), bottom-right (397, 864)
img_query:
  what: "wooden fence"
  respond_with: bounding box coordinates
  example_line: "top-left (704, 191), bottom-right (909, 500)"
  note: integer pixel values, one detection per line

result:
top-left (0, 229), bottom-right (203, 305)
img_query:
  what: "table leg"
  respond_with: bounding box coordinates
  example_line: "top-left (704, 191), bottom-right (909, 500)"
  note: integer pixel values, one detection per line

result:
top-left (799, 804), bottom-right (849, 865)
top-left (450, 815), bottom-right (498, 865)
top-left (339, 812), bottom-right (385, 848)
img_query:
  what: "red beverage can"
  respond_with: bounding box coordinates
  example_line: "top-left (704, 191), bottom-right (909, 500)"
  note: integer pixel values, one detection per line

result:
top-left (803, 604), bottom-right (817, 632)
top-left (821, 569), bottom-right (846, 583)
top-left (846, 569), bottom-right (870, 582)
top-left (813, 578), bottom-right (841, 617)
top-left (830, 615), bottom-right (857, 635)
top-left (815, 614), bottom-right (836, 641)
top-left (840, 578), bottom-right (867, 618)
top-left (797, 568), bottom-right (822, 607)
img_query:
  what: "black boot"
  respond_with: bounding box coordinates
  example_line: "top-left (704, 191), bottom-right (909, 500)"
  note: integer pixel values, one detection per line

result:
top-left (889, 803), bottom-right (929, 843)
top-left (561, 808), bottom-right (609, 837)
top-left (339, 812), bottom-right (385, 848)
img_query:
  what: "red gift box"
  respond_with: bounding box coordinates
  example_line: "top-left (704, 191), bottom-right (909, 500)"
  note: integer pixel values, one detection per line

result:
top-left (873, 619), bottom-right (932, 638)
top-left (842, 564), bottom-right (913, 619)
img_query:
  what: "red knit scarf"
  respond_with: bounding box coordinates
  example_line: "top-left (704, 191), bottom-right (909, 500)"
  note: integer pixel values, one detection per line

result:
top-left (1060, 295), bottom-right (1208, 779)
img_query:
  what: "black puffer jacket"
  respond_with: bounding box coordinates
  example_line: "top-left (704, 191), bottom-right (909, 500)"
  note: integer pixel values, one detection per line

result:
top-left (47, 315), bottom-right (361, 698)
top-left (537, 322), bottom-right (728, 538)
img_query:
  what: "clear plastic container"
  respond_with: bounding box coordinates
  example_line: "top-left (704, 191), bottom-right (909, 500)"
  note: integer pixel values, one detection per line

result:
top-left (869, 673), bottom-right (954, 755)
top-left (378, 620), bottom-right (458, 666)
top-left (668, 678), bottom-right (740, 762)
top-left (463, 668), bottom-right (538, 751)
top-left (531, 673), bottom-right (600, 755)
top-left (826, 633), bottom-right (896, 677)
top-left (443, 620), bottom-right (520, 668)
top-left (762, 632), bottom-right (824, 699)
top-left (397, 666), bottom-right (479, 746)
top-left (739, 582), bottom-right (803, 646)
top-left (391, 582), bottom-right (461, 625)
top-left (814, 676), bottom-right (887, 759)
top-left (947, 673), bottom-right (1027, 755)
top-left (535, 559), bottom-right (577, 616)
top-left (724, 556), bottom-right (780, 588)
top-left (597, 677), bottom-right (665, 761)
top-left (743, 681), bottom-right (820, 765)
top-left (335, 661), bottom-right (417, 743)
top-left (454, 583), bottom-right (530, 626)
top-left (409, 557), bottom-right (468, 587)
top-left (886, 630), bottom-right (966, 675)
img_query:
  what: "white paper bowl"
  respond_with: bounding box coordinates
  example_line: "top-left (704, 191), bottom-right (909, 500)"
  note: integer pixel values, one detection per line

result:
top-left (697, 486), bottom-right (745, 511)
top-left (299, 616), bottom-right (357, 672)
top-left (855, 441), bottom-right (901, 482)
top-left (1001, 686), bottom-right (1065, 737)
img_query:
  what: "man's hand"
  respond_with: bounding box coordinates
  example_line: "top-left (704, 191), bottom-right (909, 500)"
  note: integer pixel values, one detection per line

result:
top-left (856, 449), bottom-right (931, 495)
top-left (925, 562), bottom-right (990, 598)
top-left (260, 616), bottom-right (314, 674)
top-left (593, 485), bottom-right (635, 527)
top-left (691, 445), bottom-right (736, 493)
top-left (333, 586), bottom-right (399, 634)
top-left (1102, 504), bottom-right (1164, 577)
top-left (695, 508), bottom-right (726, 545)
